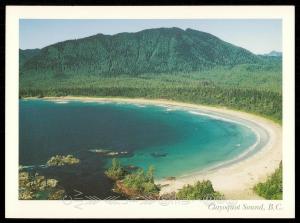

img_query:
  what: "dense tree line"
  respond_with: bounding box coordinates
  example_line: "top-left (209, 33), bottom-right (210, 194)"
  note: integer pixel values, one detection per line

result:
top-left (20, 80), bottom-right (282, 122)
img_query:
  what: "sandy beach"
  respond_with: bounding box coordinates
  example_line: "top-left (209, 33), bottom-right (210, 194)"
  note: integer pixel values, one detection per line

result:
top-left (38, 96), bottom-right (282, 200)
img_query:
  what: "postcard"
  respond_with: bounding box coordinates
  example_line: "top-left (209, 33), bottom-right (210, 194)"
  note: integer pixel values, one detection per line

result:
top-left (5, 5), bottom-right (295, 218)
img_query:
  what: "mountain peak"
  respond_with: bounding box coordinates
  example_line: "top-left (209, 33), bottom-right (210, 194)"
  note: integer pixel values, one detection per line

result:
top-left (264, 51), bottom-right (282, 57)
top-left (20, 27), bottom-right (260, 75)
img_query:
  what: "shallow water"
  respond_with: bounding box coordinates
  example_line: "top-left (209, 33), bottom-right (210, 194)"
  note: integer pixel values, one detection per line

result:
top-left (19, 99), bottom-right (257, 198)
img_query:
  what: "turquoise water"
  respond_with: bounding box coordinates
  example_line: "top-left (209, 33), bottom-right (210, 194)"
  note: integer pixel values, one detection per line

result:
top-left (116, 106), bottom-right (257, 178)
top-left (19, 99), bottom-right (257, 197)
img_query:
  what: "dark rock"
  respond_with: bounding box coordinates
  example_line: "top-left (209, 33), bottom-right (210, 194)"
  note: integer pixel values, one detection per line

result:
top-left (150, 152), bottom-right (168, 158)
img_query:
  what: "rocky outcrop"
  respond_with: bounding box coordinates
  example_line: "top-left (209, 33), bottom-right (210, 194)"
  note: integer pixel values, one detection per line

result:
top-left (150, 152), bottom-right (168, 158)
top-left (114, 180), bottom-right (159, 200)
top-left (159, 192), bottom-right (177, 200)
top-left (47, 155), bottom-right (80, 167)
top-left (19, 171), bottom-right (65, 200)
top-left (164, 176), bottom-right (176, 181)
top-left (48, 189), bottom-right (66, 200)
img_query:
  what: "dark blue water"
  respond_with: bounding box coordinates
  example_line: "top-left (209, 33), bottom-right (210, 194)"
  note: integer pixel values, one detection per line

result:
top-left (19, 99), bottom-right (257, 199)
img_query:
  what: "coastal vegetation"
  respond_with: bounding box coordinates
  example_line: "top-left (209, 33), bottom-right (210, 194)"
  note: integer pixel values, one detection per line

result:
top-left (19, 170), bottom-right (65, 200)
top-left (105, 159), bottom-right (160, 198)
top-left (254, 161), bottom-right (282, 199)
top-left (104, 158), bottom-right (127, 180)
top-left (122, 166), bottom-right (160, 196)
top-left (46, 154), bottom-right (80, 167)
top-left (176, 180), bottom-right (224, 200)
top-left (105, 159), bottom-right (223, 200)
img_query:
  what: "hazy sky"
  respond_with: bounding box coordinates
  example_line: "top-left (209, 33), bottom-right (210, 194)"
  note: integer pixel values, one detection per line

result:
top-left (20, 19), bottom-right (282, 54)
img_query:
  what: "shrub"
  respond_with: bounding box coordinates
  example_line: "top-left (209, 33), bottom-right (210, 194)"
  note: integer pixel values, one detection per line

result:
top-left (176, 180), bottom-right (224, 200)
top-left (122, 165), bottom-right (159, 195)
top-left (105, 158), bottom-right (126, 180)
top-left (254, 161), bottom-right (282, 199)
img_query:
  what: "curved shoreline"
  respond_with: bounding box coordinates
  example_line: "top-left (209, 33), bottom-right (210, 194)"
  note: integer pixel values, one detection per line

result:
top-left (26, 96), bottom-right (282, 199)
top-left (167, 107), bottom-right (267, 175)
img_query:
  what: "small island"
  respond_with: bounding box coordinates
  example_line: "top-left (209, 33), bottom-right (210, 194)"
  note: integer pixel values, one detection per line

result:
top-left (46, 154), bottom-right (80, 167)
top-left (105, 158), bottom-right (160, 199)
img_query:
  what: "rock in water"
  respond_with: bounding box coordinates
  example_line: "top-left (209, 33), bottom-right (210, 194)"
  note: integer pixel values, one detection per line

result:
top-left (151, 152), bottom-right (168, 158)
top-left (46, 154), bottom-right (80, 167)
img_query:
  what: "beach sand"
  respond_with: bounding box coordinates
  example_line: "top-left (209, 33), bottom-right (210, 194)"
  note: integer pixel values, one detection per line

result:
top-left (41, 96), bottom-right (282, 200)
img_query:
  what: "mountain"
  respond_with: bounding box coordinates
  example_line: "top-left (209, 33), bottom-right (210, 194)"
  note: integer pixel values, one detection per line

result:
top-left (20, 27), bottom-right (261, 76)
top-left (263, 51), bottom-right (282, 57)
top-left (19, 27), bottom-right (282, 122)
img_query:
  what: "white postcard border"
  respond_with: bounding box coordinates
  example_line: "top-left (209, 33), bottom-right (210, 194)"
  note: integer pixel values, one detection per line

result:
top-left (5, 6), bottom-right (295, 218)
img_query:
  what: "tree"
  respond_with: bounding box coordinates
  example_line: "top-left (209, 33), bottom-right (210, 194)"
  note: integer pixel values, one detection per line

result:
top-left (146, 165), bottom-right (155, 182)
top-left (104, 158), bottom-right (126, 180)
top-left (123, 166), bottom-right (160, 195)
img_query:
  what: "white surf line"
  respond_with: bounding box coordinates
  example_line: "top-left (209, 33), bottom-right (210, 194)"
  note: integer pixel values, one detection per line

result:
top-left (121, 101), bottom-right (268, 178)
top-left (179, 134), bottom-right (262, 178)
top-left (164, 106), bottom-right (269, 176)
top-left (133, 104), bottom-right (147, 108)
top-left (128, 100), bottom-right (267, 176)
top-left (20, 164), bottom-right (48, 169)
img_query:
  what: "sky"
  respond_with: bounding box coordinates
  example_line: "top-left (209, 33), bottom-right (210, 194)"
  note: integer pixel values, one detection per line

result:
top-left (19, 19), bottom-right (282, 54)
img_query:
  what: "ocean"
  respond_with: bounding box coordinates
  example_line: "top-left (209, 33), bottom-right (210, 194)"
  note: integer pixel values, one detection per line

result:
top-left (19, 99), bottom-right (258, 199)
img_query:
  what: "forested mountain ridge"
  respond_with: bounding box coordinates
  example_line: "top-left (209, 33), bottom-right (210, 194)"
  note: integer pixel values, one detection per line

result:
top-left (19, 27), bottom-right (282, 122)
top-left (20, 27), bottom-right (261, 76)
